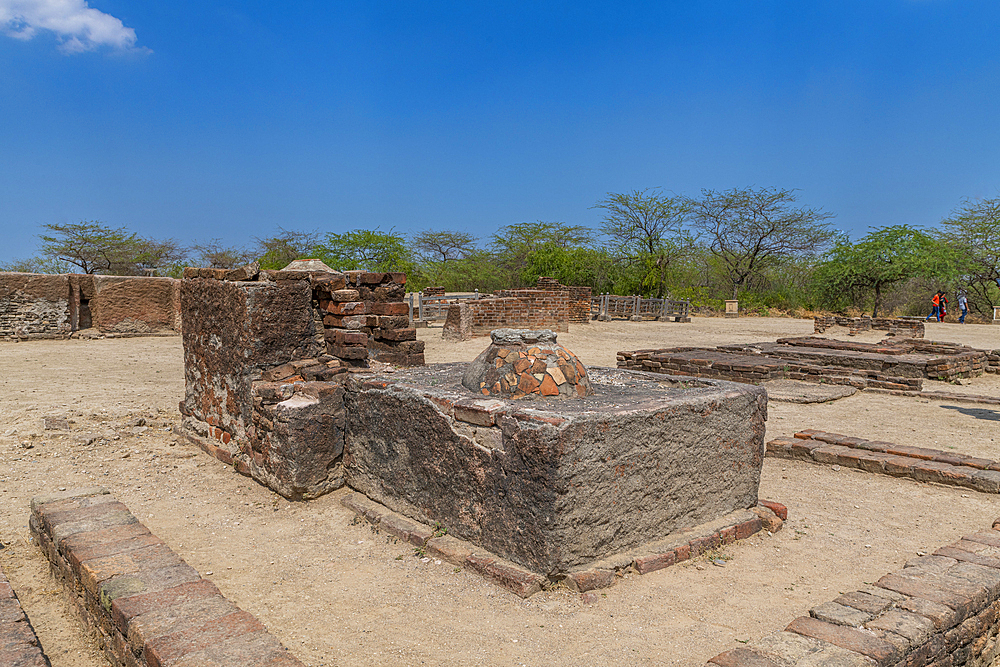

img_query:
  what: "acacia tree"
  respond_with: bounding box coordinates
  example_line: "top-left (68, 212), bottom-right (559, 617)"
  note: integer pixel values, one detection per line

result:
top-left (38, 221), bottom-right (185, 276)
top-left (816, 225), bottom-right (958, 316)
top-left (592, 188), bottom-right (696, 297)
top-left (412, 230), bottom-right (477, 263)
top-left (39, 221), bottom-right (141, 274)
top-left (940, 196), bottom-right (1000, 318)
top-left (314, 228), bottom-right (413, 273)
top-left (688, 187), bottom-right (835, 299)
top-left (190, 239), bottom-right (252, 269)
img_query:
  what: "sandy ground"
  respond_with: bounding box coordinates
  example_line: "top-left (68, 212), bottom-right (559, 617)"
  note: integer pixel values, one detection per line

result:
top-left (1, 316), bottom-right (999, 667)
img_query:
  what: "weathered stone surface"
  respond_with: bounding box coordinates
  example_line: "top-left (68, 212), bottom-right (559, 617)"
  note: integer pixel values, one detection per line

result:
top-left (810, 601), bottom-right (873, 627)
top-left (751, 631), bottom-right (877, 667)
top-left (344, 364), bottom-right (766, 574)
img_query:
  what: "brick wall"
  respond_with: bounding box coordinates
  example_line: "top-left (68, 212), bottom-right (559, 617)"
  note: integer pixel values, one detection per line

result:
top-left (814, 315), bottom-right (925, 338)
top-left (0, 271), bottom-right (181, 339)
top-left (535, 277), bottom-right (592, 323)
top-left (178, 265), bottom-right (424, 499)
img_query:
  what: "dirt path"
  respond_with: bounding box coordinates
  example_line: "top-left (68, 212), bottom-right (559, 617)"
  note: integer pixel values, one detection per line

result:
top-left (2, 318), bottom-right (999, 666)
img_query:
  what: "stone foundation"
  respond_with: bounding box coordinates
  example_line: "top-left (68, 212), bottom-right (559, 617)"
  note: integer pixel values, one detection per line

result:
top-left (618, 337), bottom-right (994, 390)
top-left (442, 289), bottom-right (571, 340)
top-left (342, 365), bottom-right (767, 575)
top-left (706, 517), bottom-right (1000, 667)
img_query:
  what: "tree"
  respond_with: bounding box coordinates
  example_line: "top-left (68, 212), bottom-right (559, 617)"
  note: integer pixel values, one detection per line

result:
top-left (190, 239), bottom-right (252, 269)
top-left (38, 221), bottom-right (142, 274)
top-left (412, 230), bottom-right (477, 263)
top-left (489, 221), bottom-right (594, 287)
top-left (816, 226), bottom-right (958, 316)
top-left (131, 238), bottom-right (187, 276)
top-left (940, 196), bottom-right (1000, 318)
top-left (252, 228), bottom-right (320, 270)
top-left (0, 256), bottom-right (70, 274)
top-left (314, 229), bottom-right (413, 273)
top-left (688, 187), bottom-right (835, 299)
top-left (592, 188), bottom-right (697, 297)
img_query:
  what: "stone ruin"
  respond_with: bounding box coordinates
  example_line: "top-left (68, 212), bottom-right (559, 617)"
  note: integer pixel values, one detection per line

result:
top-left (618, 336), bottom-right (1000, 391)
top-left (0, 272), bottom-right (181, 340)
top-left (179, 270), bottom-right (770, 579)
top-left (441, 278), bottom-right (592, 341)
top-left (813, 314), bottom-right (925, 338)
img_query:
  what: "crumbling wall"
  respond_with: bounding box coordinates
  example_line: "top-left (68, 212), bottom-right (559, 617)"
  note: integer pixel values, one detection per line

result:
top-left (0, 272), bottom-right (71, 339)
top-left (178, 267), bottom-right (423, 499)
top-left (90, 275), bottom-right (181, 334)
top-left (0, 271), bottom-right (183, 339)
top-left (442, 290), bottom-right (570, 340)
top-left (536, 277), bottom-right (592, 323)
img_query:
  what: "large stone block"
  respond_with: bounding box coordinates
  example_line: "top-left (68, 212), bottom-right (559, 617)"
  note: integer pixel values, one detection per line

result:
top-left (343, 365), bottom-right (766, 575)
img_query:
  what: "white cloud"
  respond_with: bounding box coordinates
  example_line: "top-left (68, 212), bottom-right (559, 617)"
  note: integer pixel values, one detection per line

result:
top-left (0, 0), bottom-right (140, 53)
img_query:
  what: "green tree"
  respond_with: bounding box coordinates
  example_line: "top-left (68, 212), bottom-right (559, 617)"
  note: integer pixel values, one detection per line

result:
top-left (412, 230), bottom-right (477, 263)
top-left (190, 240), bottom-right (253, 269)
top-left (252, 228), bottom-right (320, 270)
top-left (592, 188), bottom-right (696, 297)
top-left (37, 221), bottom-right (186, 276)
top-left (0, 256), bottom-right (70, 274)
top-left (489, 221), bottom-right (594, 287)
top-left (688, 187), bottom-right (835, 299)
top-left (314, 228), bottom-right (413, 273)
top-left (816, 225), bottom-right (959, 316)
top-left (940, 196), bottom-right (1000, 318)
top-left (38, 221), bottom-right (142, 274)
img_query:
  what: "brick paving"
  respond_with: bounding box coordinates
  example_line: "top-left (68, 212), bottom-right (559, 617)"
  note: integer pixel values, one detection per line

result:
top-left (0, 566), bottom-right (50, 667)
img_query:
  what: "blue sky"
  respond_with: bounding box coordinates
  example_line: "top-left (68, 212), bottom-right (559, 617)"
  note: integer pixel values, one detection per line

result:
top-left (1, 0), bottom-right (999, 262)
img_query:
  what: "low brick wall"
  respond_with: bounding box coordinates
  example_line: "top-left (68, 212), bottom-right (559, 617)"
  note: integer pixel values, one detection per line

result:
top-left (618, 337), bottom-right (993, 390)
top-left (442, 290), bottom-right (570, 340)
top-left (343, 491), bottom-right (773, 598)
top-left (29, 487), bottom-right (304, 667)
top-left (706, 517), bottom-right (1000, 666)
top-left (0, 566), bottom-right (51, 666)
top-left (535, 277), bottom-right (591, 323)
top-left (814, 315), bottom-right (925, 338)
top-left (768, 430), bottom-right (1000, 493)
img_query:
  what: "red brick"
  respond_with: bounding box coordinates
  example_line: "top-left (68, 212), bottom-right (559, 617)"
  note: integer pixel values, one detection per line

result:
top-left (370, 302), bottom-right (408, 316)
top-left (634, 551), bottom-right (676, 575)
top-left (785, 616), bottom-right (898, 664)
top-left (735, 517), bottom-right (762, 540)
top-left (168, 631), bottom-right (305, 667)
top-left (128, 595), bottom-right (239, 656)
top-left (934, 545), bottom-right (1000, 570)
top-left (0, 621), bottom-right (38, 650)
top-left (464, 555), bottom-right (543, 598)
top-left (0, 599), bottom-right (26, 624)
top-left (758, 500), bottom-right (787, 521)
top-left (79, 544), bottom-right (184, 597)
top-left (708, 647), bottom-right (782, 667)
top-left (112, 579), bottom-right (224, 636)
top-left (567, 569), bottom-right (616, 592)
top-left (143, 610), bottom-right (265, 667)
top-left (674, 544), bottom-right (691, 562)
top-left (0, 645), bottom-right (49, 667)
top-left (39, 499), bottom-right (129, 535)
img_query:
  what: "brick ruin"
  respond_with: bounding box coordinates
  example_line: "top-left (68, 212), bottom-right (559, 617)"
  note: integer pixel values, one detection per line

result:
top-left (618, 336), bottom-right (999, 391)
top-left (814, 314), bottom-right (925, 338)
top-left (179, 276), bottom-right (770, 581)
top-left (534, 277), bottom-right (592, 323)
top-left (177, 265), bottom-right (423, 499)
top-left (0, 272), bottom-right (181, 340)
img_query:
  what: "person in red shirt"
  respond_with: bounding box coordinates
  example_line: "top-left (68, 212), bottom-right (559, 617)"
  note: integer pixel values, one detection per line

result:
top-left (926, 291), bottom-right (942, 321)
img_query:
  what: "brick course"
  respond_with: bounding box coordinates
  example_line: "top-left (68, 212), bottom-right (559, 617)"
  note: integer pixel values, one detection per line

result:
top-left (0, 565), bottom-right (51, 666)
top-left (704, 517), bottom-right (1000, 666)
top-left (29, 487), bottom-right (304, 667)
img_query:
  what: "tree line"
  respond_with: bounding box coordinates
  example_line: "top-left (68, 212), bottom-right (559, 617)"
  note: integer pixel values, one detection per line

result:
top-left (4, 187), bottom-right (999, 319)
